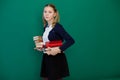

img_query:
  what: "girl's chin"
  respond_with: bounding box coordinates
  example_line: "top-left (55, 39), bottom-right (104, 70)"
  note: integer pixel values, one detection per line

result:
top-left (45, 19), bottom-right (50, 21)
top-left (45, 18), bottom-right (53, 22)
top-left (45, 20), bottom-right (52, 22)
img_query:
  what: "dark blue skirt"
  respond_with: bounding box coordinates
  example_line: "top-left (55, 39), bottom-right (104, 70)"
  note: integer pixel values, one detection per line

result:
top-left (40, 53), bottom-right (69, 80)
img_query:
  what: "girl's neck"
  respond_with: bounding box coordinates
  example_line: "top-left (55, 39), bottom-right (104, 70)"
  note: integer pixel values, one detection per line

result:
top-left (47, 22), bottom-right (52, 26)
top-left (47, 19), bottom-right (53, 26)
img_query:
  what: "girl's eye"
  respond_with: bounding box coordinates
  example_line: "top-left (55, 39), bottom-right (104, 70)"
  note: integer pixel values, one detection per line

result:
top-left (49, 11), bottom-right (52, 13)
top-left (44, 11), bottom-right (47, 13)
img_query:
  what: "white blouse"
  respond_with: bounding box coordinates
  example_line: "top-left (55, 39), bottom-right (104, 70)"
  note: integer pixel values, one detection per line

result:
top-left (42, 25), bottom-right (53, 45)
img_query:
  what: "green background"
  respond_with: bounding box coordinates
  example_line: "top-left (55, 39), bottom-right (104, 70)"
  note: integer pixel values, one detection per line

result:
top-left (0, 0), bottom-right (120, 80)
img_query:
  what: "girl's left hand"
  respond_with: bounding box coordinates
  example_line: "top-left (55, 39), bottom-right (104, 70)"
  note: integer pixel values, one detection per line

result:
top-left (45, 47), bottom-right (61, 56)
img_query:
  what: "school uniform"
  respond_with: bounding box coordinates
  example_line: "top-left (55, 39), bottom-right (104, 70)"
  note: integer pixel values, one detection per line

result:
top-left (40, 23), bottom-right (75, 80)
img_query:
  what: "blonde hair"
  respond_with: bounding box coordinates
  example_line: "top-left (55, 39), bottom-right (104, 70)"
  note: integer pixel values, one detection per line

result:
top-left (42, 4), bottom-right (60, 27)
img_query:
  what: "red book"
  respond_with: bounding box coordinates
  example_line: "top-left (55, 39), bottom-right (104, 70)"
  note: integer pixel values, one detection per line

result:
top-left (45, 40), bottom-right (62, 48)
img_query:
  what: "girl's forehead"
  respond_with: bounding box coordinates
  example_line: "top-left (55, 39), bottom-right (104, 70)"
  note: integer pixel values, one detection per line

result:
top-left (44, 6), bottom-right (54, 11)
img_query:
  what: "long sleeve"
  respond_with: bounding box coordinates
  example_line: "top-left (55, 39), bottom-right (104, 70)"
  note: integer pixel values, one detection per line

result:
top-left (54, 24), bottom-right (75, 51)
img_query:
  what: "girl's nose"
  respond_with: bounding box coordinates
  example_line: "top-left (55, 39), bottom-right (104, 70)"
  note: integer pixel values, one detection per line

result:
top-left (45, 13), bottom-right (49, 16)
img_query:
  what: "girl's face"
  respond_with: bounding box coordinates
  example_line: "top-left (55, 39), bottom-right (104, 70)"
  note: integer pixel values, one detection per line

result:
top-left (43, 6), bottom-right (56, 23)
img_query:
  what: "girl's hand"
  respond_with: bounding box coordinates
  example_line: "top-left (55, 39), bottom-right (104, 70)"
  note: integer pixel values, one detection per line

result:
top-left (45, 47), bottom-right (61, 56)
